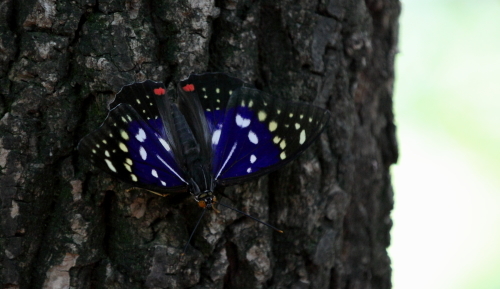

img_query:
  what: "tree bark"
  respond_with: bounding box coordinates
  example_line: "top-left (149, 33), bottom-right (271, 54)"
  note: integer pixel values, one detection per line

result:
top-left (0, 0), bottom-right (399, 288)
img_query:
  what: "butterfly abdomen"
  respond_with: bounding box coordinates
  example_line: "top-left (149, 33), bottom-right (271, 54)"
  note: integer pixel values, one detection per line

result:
top-left (171, 104), bottom-right (201, 163)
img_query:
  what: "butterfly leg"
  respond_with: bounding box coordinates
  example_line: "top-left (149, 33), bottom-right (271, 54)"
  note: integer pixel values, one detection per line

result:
top-left (212, 196), bottom-right (221, 214)
top-left (146, 189), bottom-right (170, 198)
top-left (124, 187), bottom-right (170, 198)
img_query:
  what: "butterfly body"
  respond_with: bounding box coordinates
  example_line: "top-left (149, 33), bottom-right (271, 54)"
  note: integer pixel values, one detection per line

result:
top-left (78, 73), bottom-right (330, 209)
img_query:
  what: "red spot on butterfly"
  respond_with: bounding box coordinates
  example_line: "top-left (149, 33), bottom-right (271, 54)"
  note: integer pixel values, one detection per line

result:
top-left (182, 84), bottom-right (195, 92)
top-left (153, 87), bottom-right (165, 95)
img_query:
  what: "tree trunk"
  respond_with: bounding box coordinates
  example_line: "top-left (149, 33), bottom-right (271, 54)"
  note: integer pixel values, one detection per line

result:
top-left (0, 0), bottom-right (399, 288)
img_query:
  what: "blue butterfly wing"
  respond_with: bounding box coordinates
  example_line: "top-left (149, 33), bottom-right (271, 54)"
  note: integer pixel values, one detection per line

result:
top-left (211, 87), bottom-right (331, 186)
top-left (177, 73), bottom-right (330, 186)
top-left (78, 81), bottom-right (188, 193)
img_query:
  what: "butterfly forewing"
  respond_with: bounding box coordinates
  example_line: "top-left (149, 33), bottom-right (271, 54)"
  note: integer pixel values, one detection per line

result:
top-left (178, 73), bottom-right (245, 132)
top-left (177, 73), bottom-right (246, 169)
top-left (110, 80), bottom-right (166, 130)
top-left (212, 86), bottom-right (331, 186)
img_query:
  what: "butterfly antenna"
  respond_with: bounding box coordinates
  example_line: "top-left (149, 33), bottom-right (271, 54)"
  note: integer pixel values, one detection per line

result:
top-left (218, 202), bottom-right (283, 233)
top-left (182, 207), bottom-right (207, 256)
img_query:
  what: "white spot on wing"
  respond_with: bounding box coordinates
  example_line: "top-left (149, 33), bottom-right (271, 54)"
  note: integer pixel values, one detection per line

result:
top-left (236, 114), bottom-right (251, 128)
top-left (248, 131), bottom-right (258, 144)
top-left (250, 155), bottom-right (257, 163)
top-left (295, 123), bottom-right (300, 129)
top-left (215, 142), bottom-right (238, 180)
top-left (159, 138), bottom-right (171, 151)
top-left (136, 128), bottom-right (146, 142)
top-left (152, 169), bottom-right (158, 178)
top-left (139, 146), bottom-right (147, 160)
top-left (105, 150), bottom-right (110, 157)
top-left (157, 155), bottom-right (187, 183)
top-left (247, 168), bottom-right (252, 173)
top-left (212, 129), bottom-right (221, 145)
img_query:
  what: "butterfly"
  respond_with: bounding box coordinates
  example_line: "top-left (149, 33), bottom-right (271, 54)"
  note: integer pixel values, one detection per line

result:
top-left (78, 72), bottom-right (330, 213)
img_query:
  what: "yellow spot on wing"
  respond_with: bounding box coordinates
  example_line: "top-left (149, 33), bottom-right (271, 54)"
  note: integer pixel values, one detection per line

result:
top-left (120, 130), bottom-right (129, 140)
top-left (258, 111), bottom-right (267, 121)
top-left (269, 121), bottom-right (277, 131)
top-left (299, 130), bottom-right (306, 144)
top-left (105, 159), bottom-right (117, 172)
top-left (119, 142), bottom-right (128, 152)
top-left (280, 151), bottom-right (286, 160)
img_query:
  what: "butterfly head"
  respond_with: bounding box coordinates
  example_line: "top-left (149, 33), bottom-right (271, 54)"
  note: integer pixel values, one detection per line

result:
top-left (187, 170), bottom-right (219, 212)
top-left (193, 191), bottom-right (218, 212)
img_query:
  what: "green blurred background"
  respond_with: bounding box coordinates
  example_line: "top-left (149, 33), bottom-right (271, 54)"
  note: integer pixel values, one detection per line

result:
top-left (389, 0), bottom-right (500, 288)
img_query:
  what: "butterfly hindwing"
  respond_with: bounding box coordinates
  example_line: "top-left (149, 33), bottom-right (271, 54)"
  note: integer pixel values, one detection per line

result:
top-left (212, 86), bottom-right (331, 186)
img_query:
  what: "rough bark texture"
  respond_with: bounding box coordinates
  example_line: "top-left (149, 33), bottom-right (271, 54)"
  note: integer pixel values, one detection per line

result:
top-left (0, 0), bottom-right (399, 288)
